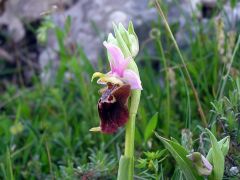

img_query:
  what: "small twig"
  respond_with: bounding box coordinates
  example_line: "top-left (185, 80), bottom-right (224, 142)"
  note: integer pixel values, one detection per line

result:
top-left (155, 0), bottom-right (207, 127)
top-left (156, 37), bottom-right (171, 135)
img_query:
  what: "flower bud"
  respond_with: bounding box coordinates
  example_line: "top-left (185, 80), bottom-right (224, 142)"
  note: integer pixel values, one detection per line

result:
top-left (111, 22), bottom-right (139, 58)
top-left (206, 136), bottom-right (230, 163)
top-left (187, 152), bottom-right (213, 176)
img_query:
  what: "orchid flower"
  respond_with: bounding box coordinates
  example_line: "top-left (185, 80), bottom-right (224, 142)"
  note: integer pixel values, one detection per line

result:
top-left (91, 42), bottom-right (142, 134)
top-left (91, 22), bottom-right (141, 179)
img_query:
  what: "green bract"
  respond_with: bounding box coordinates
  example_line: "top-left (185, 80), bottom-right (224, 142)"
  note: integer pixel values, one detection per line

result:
top-left (107, 22), bottom-right (139, 59)
top-left (206, 135), bottom-right (230, 161)
top-left (206, 129), bottom-right (229, 180)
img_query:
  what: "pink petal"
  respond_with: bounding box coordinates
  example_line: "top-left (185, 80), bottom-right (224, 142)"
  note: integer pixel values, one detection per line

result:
top-left (123, 69), bottom-right (142, 90)
top-left (103, 42), bottom-right (129, 76)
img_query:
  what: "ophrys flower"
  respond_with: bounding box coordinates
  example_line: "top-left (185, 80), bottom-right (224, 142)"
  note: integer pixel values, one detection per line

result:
top-left (91, 42), bottom-right (142, 133)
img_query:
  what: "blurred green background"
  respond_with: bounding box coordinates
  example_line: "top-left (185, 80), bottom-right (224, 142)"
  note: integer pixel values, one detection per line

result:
top-left (0, 0), bottom-right (240, 179)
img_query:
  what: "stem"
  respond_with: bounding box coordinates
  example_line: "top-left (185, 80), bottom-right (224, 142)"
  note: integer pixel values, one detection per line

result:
top-left (155, 0), bottom-right (207, 127)
top-left (117, 89), bottom-right (141, 180)
top-left (218, 34), bottom-right (240, 99)
top-left (124, 90), bottom-right (141, 178)
top-left (124, 90), bottom-right (141, 156)
top-left (156, 38), bottom-right (171, 136)
top-left (124, 114), bottom-right (135, 157)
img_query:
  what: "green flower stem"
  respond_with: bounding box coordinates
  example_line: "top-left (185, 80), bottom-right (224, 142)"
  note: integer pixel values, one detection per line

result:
top-left (125, 90), bottom-right (141, 157)
top-left (218, 34), bottom-right (240, 99)
top-left (118, 60), bottom-right (141, 180)
top-left (117, 90), bottom-right (141, 180)
top-left (156, 38), bottom-right (171, 135)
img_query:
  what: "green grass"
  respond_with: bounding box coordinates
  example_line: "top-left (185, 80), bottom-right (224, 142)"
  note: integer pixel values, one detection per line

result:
top-left (0, 1), bottom-right (240, 179)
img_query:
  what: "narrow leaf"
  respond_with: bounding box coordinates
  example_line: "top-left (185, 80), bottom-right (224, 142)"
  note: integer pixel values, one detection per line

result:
top-left (144, 112), bottom-right (158, 141)
top-left (6, 148), bottom-right (14, 180)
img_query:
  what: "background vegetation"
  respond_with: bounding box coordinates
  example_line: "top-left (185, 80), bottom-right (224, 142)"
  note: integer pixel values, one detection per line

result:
top-left (0, 1), bottom-right (240, 179)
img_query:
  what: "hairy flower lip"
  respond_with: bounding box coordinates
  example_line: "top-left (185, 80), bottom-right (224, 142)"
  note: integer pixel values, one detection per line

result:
top-left (97, 83), bottom-right (131, 134)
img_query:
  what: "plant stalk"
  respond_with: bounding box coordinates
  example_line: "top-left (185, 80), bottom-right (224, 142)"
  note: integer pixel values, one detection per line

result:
top-left (124, 90), bottom-right (141, 157)
top-left (155, 0), bottom-right (207, 127)
top-left (218, 34), bottom-right (240, 99)
top-left (156, 38), bottom-right (171, 136)
top-left (117, 90), bottom-right (141, 180)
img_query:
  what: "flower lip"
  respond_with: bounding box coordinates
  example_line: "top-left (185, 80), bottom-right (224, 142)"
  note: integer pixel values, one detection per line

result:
top-left (98, 83), bottom-right (131, 133)
top-left (200, 154), bottom-right (212, 172)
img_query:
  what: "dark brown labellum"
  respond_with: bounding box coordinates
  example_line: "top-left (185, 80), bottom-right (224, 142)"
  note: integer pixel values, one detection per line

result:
top-left (98, 83), bottom-right (130, 133)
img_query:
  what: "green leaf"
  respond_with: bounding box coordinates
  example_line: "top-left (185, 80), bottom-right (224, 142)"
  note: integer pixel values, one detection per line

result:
top-left (205, 129), bottom-right (224, 180)
top-left (144, 112), bottom-right (158, 141)
top-left (155, 132), bottom-right (202, 180)
top-left (6, 148), bottom-right (14, 180)
top-left (64, 15), bottom-right (72, 34)
top-left (77, 45), bottom-right (95, 74)
top-left (230, 0), bottom-right (237, 9)
top-left (206, 136), bottom-right (230, 163)
top-left (170, 137), bottom-right (180, 144)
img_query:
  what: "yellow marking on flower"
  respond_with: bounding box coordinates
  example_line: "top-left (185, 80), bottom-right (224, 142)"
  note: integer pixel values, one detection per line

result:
top-left (91, 72), bottom-right (105, 82)
top-left (98, 76), bottom-right (124, 85)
